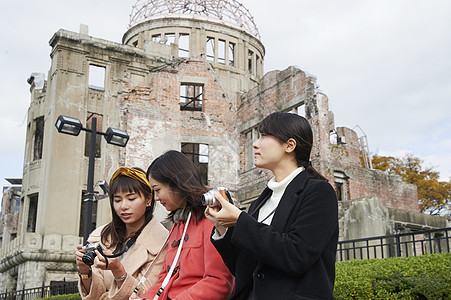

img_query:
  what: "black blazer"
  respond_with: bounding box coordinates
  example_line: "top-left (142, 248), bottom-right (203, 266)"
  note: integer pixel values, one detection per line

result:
top-left (212, 171), bottom-right (338, 300)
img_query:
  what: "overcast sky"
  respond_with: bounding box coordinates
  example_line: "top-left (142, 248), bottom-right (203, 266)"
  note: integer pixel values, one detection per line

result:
top-left (1, 0), bottom-right (450, 187)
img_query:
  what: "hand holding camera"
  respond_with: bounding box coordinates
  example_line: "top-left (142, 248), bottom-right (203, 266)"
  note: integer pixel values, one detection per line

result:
top-left (76, 242), bottom-right (125, 270)
top-left (204, 187), bottom-right (242, 235)
top-left (202, 187), bottom-right (234, 207)
top-left (78, 243), bottom-right (102, 266)
top-left (75, 244), bottom-right (93, 277)
top-left (76, 242), bottom-right (127, 284)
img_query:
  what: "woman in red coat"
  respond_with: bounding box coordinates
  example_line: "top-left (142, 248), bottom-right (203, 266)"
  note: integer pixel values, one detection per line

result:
top-left (140, 150), bottom-right (234, 300)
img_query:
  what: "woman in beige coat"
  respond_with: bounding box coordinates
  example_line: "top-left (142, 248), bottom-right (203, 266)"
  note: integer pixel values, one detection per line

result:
top-left (75, 167), bottom-right (168, 299)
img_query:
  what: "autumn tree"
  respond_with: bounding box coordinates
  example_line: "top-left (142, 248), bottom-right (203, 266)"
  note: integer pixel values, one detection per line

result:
top-left (372, 153), bottom-right (451, 217)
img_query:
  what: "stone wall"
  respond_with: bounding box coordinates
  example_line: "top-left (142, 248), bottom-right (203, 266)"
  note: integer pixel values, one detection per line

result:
top-left (0, 233), bottom-right (79, 290)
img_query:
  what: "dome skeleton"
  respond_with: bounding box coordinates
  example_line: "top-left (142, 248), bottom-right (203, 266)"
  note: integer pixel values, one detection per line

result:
top-left (129, 0), bottom-right (260, 39)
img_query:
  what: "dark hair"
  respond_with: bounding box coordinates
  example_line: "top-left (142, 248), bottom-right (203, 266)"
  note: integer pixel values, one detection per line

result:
top-left (258, 112), bottom-right (327, 180)
top-left (101, 167), bottom-right (155, 247)
top-left (146, 150), bottom-right (209, 223)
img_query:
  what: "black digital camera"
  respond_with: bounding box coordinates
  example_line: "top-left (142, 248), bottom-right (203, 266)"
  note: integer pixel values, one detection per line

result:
top-left (80, 243), bottom-right (103, 266)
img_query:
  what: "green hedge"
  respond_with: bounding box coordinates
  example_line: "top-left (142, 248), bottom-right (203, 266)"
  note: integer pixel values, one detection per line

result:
top-left (36, 253), bottom-right (451, 299)
top-left (37, 294), bottom-right (81, 300)
top-left (334, 252), bottom-right (451, 299)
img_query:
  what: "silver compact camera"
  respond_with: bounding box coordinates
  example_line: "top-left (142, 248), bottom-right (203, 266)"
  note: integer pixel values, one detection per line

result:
top-left (202, 187), bottom-right (233, 207)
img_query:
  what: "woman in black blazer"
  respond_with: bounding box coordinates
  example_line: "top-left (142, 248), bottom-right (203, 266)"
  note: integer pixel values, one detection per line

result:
top-left (205, 112), bottom-right (338, 299)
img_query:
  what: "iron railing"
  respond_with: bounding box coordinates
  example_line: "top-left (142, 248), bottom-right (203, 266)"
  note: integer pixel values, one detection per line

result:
top-left (0, 280), bottom-right (78, 300)
top-left (337, 227), bottom-right (451, 261)
top-left (2, 227), bottom-right (450, 298)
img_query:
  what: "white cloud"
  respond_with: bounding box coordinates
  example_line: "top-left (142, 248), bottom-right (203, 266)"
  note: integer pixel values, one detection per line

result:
top-left (424, 154), bottom-right (451, 182)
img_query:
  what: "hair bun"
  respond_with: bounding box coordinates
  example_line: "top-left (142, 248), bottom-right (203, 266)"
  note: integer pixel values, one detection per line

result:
top-left (303, 161), bottom-right (312, 168)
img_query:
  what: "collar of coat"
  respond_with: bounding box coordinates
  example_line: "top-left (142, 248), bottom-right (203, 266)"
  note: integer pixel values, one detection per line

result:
top-left (249, 170), bottom-right (311, 232)
top-left (88, 217), bottom-right (168, 275)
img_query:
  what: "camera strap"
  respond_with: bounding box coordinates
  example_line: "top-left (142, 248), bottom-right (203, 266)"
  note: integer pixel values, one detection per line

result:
top-left (260, 207), bottom-right (277, 224)
top-left (128, 218), bottom-right (180, 299)
top-left (154, 211), bottom-right (192, 299)
top-left (128, 228), bottom-right (173, 300)
top-left (99, 238), bottom-right (137, 269)
top-left (112, 237), bottom-right (137, 256)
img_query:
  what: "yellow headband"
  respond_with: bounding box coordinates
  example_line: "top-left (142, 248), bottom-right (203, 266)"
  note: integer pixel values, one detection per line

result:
top-left (110, 167), bottom-right (152, 191)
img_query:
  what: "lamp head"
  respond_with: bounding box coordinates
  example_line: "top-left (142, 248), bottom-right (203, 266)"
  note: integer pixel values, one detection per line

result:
top-left (104, 127), bottom-right (129, 147)
top-left (55, 115), bottom-right (82, 136)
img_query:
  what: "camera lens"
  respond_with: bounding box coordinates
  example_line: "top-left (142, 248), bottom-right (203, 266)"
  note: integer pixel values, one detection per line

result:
top-left (202, 191), bottom-right (216, 206)
top-left (82, 250), bottom-right (97, 266)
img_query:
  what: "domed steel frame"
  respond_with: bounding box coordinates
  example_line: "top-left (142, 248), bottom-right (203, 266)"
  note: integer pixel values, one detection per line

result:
top-left (129, 0), bottom-right (260, 39)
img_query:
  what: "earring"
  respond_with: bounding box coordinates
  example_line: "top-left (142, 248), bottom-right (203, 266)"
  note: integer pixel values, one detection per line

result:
top-left (146, 202), bottom-right (151, 207)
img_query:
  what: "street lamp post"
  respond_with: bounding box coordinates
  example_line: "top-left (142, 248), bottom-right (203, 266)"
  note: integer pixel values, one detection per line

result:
top-left (85, 116), bottom-right (97, 245)
top-left (55, 115), bottom-right (129, 244)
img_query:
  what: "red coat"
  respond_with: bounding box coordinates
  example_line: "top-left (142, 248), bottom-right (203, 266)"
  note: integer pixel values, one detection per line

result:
top-left (141, 217), bottom-right (234, 300)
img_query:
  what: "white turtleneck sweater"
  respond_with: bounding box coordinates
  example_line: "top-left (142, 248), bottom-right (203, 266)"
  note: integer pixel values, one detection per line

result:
top-left (212, 167), bottom-right (304, 240)
top-left (258, 167), bottom-right (304, 225)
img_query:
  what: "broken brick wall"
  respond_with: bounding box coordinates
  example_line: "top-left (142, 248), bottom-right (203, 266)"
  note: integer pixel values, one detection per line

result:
top-left (117, 59), bottom-right (240, 192)
top-left (236, 66), bottom-right (419, 213)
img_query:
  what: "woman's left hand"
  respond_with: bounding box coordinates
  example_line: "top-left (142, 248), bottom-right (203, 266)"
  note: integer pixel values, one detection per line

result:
top-left (94, 250), bottom-right (126, 280)
top-left (205, 192), bottom-right (242, 231)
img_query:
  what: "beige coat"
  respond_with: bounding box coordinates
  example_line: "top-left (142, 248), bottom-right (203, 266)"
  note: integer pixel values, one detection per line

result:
top-left (78, 217), bottom-right (168, 299)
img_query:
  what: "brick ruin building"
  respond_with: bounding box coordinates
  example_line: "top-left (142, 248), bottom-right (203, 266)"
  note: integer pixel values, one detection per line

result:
top-left (0, 0), bottom-right (448, 292)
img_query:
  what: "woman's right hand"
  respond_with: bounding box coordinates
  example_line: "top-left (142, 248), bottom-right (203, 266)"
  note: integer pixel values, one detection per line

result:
top-left (205, 192), bottom-right (242, 235)
top-left (75, 244), bottom-right (91, 274)
top-left (205, 204), bottom-right (227, 236)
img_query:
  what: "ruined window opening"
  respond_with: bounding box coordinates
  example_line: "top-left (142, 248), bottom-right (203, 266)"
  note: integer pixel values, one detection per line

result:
top-left (152, 34), bottom-right (161, 42)
top-left (296, 105), bottom-right (305, 117)
top-left (164, 33), bottom-right (175, 45)
top-left (334, 171), bottom-right (348, 201)
top-left (245, 128), bottom-right (258, 169)
top-left (335, 182), bottom-right (343, 201)
top-left (132, 40), bottom-right (138, 47)
top-left (27, 194), bottom-right (38, 232)
top-left (206, 37), bottom-right (215, 62)
top-left (33, 116), bottom-right (44, 161)
top-left (286, 105), bottom-right (305, 117)
top-left (84, 113), bottom-right (103, 158)
top-left (88, 65), bottom-right (105, 90)
top-left (79, 190), bottom-right (98, 237)
top-left (330, 131), bottom-right (346, 146)
top-left (248, 50), bottom-right (254, 75)
top-left (8, 190), bottom-right (21, 213)
top-left (256, 55), bottom-right (260, 76)
top-left (218, 39), bottom-right (226, 64)
top-left (10, 233), bottom-right (16, 241)
top-left (180, 83), bottom-right (203, 111)
top-left (181, 143), bottom-right (209, 185)
top-left (229, 42), bottom-right (235, 66)
top-left (178, 33), bottom-right (190, 57)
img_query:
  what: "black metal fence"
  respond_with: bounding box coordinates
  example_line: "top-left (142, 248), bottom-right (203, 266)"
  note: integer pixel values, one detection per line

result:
top-left (337, 227), bottom-right (451, 261)
top-left (2, 227), bottom-right (450, 298)
top-left (0, 280), bottom-right (78, 300)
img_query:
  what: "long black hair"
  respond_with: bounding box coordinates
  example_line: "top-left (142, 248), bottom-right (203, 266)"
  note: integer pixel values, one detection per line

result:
top-left (258, 112), bottom-right (327, 180)
top-left (101, 167), bottom-right (155, 247)
top-left (147, 150), bottom-right (209, 223)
